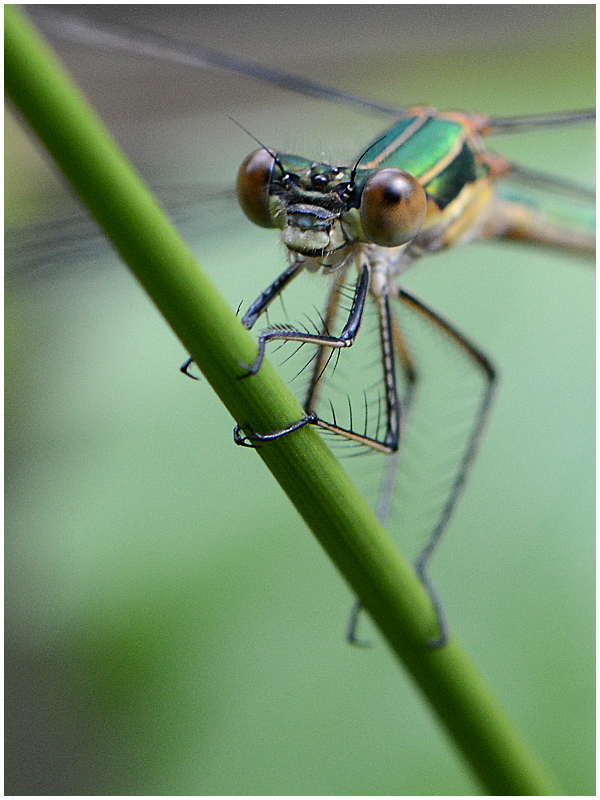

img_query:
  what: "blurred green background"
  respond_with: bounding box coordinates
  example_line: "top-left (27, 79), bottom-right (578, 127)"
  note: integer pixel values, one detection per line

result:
top-left (5, 5), bottom-right (594, 795)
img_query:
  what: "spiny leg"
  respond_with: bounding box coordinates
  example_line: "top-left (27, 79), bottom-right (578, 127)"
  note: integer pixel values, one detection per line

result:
top-left (241, 262), bottom-right (371, 379)
top-left (234, 263), bottom-right (375, 446)
top-left (248, 279), bottom-right (407, 453)
top-left (240, 259), bottom-right (305, 331)
top-left (181, 258), bottom-right (304, 378)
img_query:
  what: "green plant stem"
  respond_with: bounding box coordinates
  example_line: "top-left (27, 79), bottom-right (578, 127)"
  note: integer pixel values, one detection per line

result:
top-left (5, 5), bottom-right (560, 795)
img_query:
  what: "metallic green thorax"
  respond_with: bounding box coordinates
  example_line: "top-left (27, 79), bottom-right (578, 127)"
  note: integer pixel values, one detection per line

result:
top-left (359, 113), bottom-right (483, 210)
top-left (271, 113), bottom-right (485, 216)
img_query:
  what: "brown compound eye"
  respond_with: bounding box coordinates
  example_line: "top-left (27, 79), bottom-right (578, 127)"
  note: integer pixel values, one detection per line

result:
top-left (359, 168), bottom-right (427, 246)
top-left (236, 148), bottom-right (277, 229)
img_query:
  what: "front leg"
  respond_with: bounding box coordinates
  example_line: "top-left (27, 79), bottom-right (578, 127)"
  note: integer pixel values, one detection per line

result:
top-left (241, 259), bottom-right (304, 331)
top-left (181, 259), bottom-right (303, 379)
top-left (234, 263), bottom-right (371, 446)
top-left (240, 262), bottom-right (371, 377)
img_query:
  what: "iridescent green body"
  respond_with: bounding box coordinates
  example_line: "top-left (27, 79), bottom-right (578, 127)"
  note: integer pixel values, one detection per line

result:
top-left (359, 113), bottom-right (482, 210)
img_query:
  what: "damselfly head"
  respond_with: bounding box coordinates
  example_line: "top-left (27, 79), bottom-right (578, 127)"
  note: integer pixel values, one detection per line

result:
top-left (238, 147), bottom-right (428, 256)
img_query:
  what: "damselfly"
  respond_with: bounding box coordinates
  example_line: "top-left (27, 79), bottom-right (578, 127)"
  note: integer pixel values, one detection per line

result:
top-left (211, 104), bottom-right (593, 647)
top-left (8, 8), bottom-right (595, 650)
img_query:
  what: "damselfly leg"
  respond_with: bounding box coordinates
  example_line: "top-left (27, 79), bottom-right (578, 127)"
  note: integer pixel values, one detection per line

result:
top-left (233, 262), bottom-right (496, 647)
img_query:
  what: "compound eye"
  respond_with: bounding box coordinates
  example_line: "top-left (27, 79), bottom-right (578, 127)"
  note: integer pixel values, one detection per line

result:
top-left (236, 148), bottom-right (277, 228)
top-left (360, 168), bottom-right (427, 246)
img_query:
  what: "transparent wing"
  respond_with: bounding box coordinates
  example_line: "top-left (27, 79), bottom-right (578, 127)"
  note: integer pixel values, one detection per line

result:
top-left (29, 8), bottom-right (595, 133)
top-left (27, 7), bottom-right (407, 120)
top-left (5, 186), bottom-right (238, 288)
